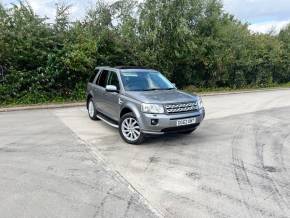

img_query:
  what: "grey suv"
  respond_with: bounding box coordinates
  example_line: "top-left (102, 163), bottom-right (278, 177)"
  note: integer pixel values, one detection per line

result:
top-left (86, 66), bottom-right (205, 144)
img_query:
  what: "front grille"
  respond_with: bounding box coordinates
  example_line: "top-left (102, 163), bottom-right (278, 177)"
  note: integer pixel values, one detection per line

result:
top-left (165, 102), bottom-right (198, 114)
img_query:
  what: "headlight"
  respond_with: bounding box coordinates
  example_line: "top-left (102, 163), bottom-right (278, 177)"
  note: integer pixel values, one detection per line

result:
top-left (197, 96), bottom-right (203, 109)
top-left (141, 103), bottom-right (164, 114)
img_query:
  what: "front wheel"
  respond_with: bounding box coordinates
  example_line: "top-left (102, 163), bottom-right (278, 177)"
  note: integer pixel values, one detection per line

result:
top-left (119, 113), bottom-right (145, 145)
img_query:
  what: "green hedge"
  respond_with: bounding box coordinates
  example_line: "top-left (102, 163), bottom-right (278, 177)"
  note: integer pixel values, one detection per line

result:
top-left (1, 0), bottom-right (290, 106)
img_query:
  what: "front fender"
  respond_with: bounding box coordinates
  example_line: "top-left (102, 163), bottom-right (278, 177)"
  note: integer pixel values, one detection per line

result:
top-left (121, 101), bottom-right (148, 130)
top-left (86, 89), bottom-right (95, 108)
top-left (121, 101), bottom-right (142, 119)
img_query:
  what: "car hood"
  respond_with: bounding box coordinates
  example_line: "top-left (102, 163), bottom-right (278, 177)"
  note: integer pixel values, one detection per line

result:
top-left (125, 90), bottom-right (198, 104)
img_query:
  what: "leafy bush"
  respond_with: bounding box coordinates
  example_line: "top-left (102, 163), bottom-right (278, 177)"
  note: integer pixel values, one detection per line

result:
top-left (0, 0), bottom-right (290, 106)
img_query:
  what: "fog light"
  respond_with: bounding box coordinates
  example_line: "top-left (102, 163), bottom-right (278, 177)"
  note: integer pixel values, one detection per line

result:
top-left (151, 119), bottom-right (159, 126)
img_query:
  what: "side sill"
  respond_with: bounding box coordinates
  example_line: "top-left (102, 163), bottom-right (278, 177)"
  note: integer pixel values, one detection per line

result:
top-left (97, 114), bottom-right (119, 128)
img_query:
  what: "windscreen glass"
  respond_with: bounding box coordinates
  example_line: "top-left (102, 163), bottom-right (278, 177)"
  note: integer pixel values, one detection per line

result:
top-left (120, 71), bottom-right (174, 91)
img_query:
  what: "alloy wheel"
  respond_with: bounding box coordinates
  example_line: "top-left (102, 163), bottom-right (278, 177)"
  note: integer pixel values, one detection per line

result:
top-left (121, 117), bottom-right (141, 142)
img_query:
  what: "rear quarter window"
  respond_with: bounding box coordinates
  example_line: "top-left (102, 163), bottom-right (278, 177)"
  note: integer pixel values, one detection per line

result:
top-left (96, 70), bottom-right (109, 87)
top-left (89, 69), bottom-right (99, 83)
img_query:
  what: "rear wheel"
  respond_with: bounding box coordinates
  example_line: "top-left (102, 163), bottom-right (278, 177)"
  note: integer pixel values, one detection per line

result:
top-left (87, 98), bottom-right (99, 120)
top-left (119, 113), bottom-right (145, 145)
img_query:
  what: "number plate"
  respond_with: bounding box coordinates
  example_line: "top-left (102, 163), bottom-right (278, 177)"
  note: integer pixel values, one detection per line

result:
top-left (176, 118), bottom-right (196, 126)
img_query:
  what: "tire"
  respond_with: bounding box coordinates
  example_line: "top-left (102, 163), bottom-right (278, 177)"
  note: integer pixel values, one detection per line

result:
top-left (181, 128), bottom-right (197, 134)
top-left (119, 112), bottom-right (145, 145)
top-left (87, 98), bottom-right (99, 121)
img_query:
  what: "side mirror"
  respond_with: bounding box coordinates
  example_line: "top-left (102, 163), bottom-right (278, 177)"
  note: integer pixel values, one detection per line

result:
top-left (106, 85), bottom-right (118, 93)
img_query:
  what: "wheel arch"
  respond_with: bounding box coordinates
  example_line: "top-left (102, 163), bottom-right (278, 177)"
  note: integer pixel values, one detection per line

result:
top-left (86, 92), bottom-right (94, 109)
top-left (119, 101), bottom-right (145, 130)
top-left (120, 107), bottom-right (133, 118)
top-left (120, 102), bottom-right (142, 119)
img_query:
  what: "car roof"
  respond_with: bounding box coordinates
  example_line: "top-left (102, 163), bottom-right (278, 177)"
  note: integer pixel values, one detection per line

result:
top-left (95, 66), bottom-right (158, 73)
top-left (114, 66), bottom-right (153, 70)
top-left (95, 66), bottom-right (155, 70)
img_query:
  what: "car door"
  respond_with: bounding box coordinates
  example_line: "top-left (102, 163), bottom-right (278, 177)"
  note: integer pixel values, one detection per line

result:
top-left (103, 71), bottom-right (121, 121)
top-left (93, 70), bottom-right (109, 114)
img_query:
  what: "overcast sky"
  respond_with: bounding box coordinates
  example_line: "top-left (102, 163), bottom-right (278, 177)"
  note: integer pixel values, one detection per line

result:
top-left (1, 0), bottom-right (290, 34)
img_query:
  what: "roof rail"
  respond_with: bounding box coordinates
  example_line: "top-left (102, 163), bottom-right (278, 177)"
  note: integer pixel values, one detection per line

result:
top-left (114, 66), bottom-right (152, 70)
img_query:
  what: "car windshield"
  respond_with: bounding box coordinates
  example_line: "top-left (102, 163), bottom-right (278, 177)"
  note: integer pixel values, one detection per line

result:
top-left (120, 70), bottom-right (175, 91)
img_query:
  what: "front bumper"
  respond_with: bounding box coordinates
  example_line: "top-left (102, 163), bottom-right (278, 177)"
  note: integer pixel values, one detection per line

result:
top-left (139, 108), bottom-right (205, 135)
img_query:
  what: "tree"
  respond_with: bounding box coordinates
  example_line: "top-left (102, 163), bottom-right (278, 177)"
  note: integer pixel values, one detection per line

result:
top-left (0, 0), bottom-right (290, 105)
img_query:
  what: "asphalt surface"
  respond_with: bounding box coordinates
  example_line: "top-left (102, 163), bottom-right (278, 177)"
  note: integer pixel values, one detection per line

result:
top-left (0, 111), bottom-right (158, 218)
top-left (1, 89), bottom-right (290, 218)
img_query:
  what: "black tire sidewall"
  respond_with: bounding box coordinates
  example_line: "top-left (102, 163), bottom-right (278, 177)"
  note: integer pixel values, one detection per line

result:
top-left (88, 99), bottom-right (99, 120)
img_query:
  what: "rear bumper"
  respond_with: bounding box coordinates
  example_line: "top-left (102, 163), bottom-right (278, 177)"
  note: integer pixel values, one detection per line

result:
top-left (139, 108), bottom-right (205, 135)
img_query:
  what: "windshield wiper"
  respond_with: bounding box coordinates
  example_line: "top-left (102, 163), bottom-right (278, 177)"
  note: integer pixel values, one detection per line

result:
top-left (143, 88), bottom-right (175, 91)
top-left (143, 88), bottom-right (160, 91)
